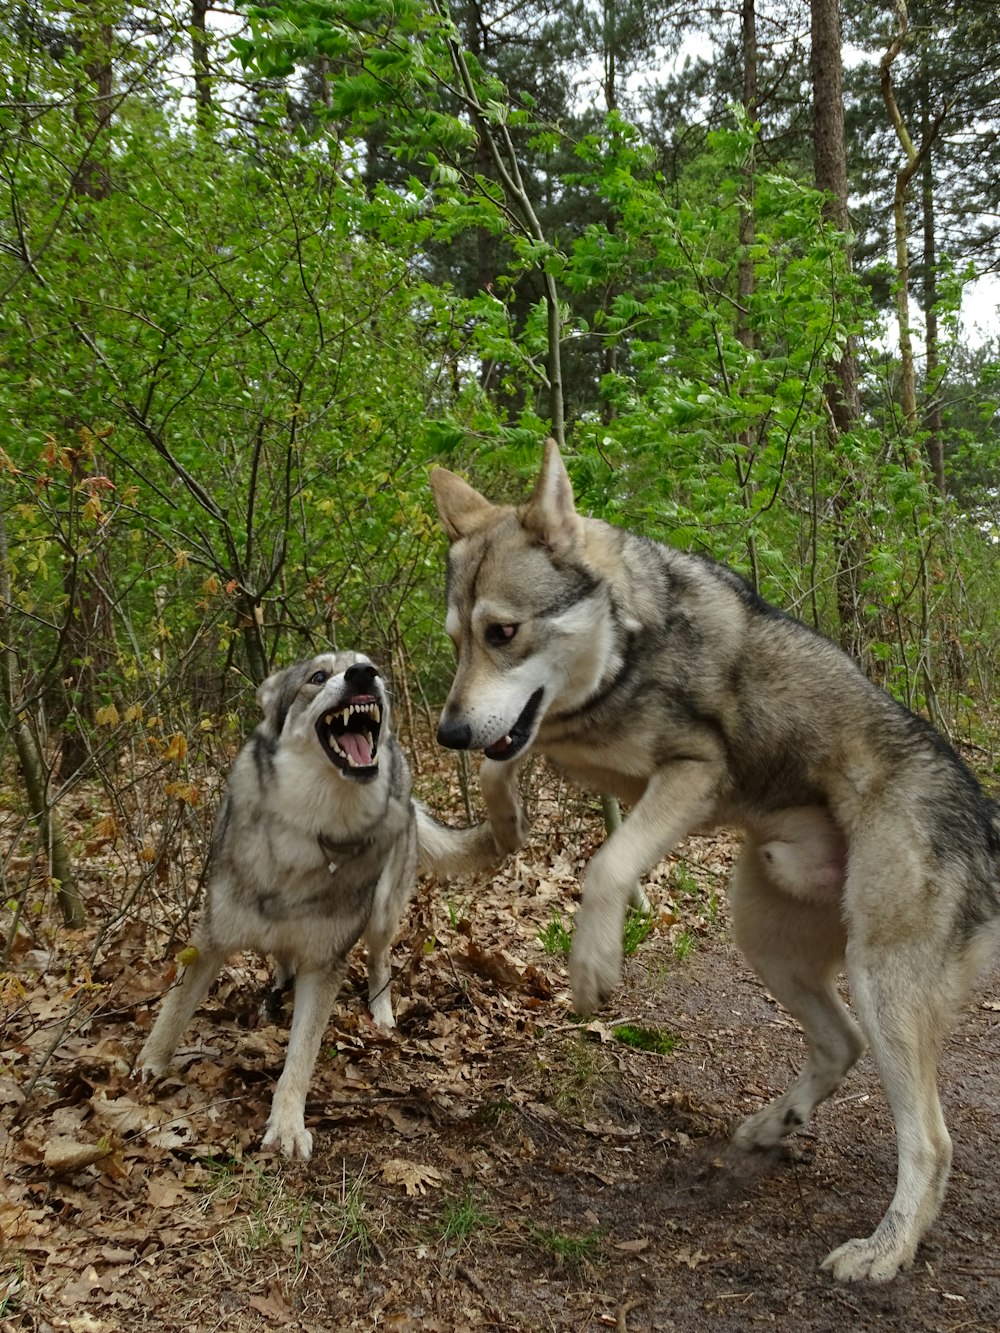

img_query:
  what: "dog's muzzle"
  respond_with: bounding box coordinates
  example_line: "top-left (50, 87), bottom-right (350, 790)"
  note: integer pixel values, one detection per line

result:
top-left (438, 687), bottom-right (544, 762)
top-left (316, 664), bottom-right (383, 781)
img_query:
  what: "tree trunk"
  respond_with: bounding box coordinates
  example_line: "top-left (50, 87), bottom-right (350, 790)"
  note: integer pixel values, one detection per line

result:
top-left (920, 66), bottom-right (946, 495)
top-left (62, 6), bottom-right (116, 777)
top-left (59, 447), bottom-right (118, 779)
top-left (810, 0), bottom-right (865, 658)
top-left (738, 0), bottom-right (760, 591)
top-left (0, 501), bottom-right (82, 929)
top-left (192, 0), bottom-right (213, 130)
top-left (880, 0), bottom-right (948, 453)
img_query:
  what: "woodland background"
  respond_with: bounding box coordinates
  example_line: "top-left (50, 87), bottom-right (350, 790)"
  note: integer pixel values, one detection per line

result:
top-left (2, 0), bottom-right (1000, 930)
top-left (2, 3), bottom-right (1000, 1328)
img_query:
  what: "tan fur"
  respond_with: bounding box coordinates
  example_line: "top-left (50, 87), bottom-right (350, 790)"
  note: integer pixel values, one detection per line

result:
top-left (430, 441), bottom-right (1000, 1282)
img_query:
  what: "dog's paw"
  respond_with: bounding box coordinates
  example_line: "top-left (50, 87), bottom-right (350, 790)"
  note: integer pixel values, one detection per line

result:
top-left (821, 1235), bottom-right (911, 1284)
top-left (132, 1045), bottom-right (169, 1083)
top-left (369, 996), bottom-right (395, 1031)
top-left (261, 1115), bottom-right (313, 1160)
top-left (627, 881), bottom-right (651, 913)
top-left (568, 911), bottom-right (622, 1015)
top-left (733, 1100), bottom-right (803, 1150)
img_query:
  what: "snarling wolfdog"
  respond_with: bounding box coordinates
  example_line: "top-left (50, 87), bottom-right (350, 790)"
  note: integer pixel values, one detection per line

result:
top-left (137, 650), bottom-right (497, 1159)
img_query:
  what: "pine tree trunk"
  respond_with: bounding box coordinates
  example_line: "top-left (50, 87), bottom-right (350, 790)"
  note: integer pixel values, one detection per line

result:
top-left (810, 0), bottom-right (865, 659)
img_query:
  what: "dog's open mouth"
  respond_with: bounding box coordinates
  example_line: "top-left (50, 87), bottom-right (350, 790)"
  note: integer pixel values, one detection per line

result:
top-left (483, 687), bottom-right (544, 762)
top-left (315, 695), bottom-right (382, 781)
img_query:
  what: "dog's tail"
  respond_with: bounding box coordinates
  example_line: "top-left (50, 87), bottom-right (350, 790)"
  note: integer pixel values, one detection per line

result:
top-left (414, 803), bottom-right (501, 879)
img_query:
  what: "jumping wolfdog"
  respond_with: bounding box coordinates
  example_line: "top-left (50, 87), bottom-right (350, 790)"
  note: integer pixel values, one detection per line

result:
top-left (430, 440), bottom-right (1000, 1282)
top-left (137, 650), bottom-right (496, 1159)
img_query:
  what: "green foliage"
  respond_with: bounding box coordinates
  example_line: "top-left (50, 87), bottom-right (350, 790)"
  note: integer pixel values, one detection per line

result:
top-left (537, 904), bottom-right (656, 959)
top-left (612, 1023), bottom-right (677, 1056)
top-left (438, 1189), bottom-right (495, 1247)
top-left (622, 905), bottom-right (656, 957)
top-left (536, 909), bottom-right (572, 957)
top-left (1, 1), bottom-right (998, 943)
top-left (530, 1224), bottom-right (601, 1268)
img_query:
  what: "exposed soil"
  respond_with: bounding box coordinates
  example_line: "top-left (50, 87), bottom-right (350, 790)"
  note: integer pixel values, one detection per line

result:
top-left (3, 789), bottom-right (1000, 1333)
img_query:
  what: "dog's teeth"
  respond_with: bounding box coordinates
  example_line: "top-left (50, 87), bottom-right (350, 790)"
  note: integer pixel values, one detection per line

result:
top-left (324, 714), bottom-right (333, 725)
top-left (342, 708), bottom-right (351, 726)
top-left (372, 705), bottom-right (381, 723)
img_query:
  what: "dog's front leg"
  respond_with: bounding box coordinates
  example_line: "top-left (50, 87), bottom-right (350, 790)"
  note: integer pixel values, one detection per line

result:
top-left (569, 760), bottom-right (721, 1013)
top-left (262, 963), bottom-right (344, 1159)
top-left (480, 755), bottom-right (529, 854)
top-left (136, 938), bottom-right (229, 1079)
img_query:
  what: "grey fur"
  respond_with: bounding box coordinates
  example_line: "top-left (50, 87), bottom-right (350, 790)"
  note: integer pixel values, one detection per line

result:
top-left (137, 649), bottom-right (499, 1159)
top-left (430, 439), bottom-right (1000, 1282)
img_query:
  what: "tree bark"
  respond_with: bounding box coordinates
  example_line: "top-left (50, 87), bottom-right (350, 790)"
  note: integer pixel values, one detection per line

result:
top-left (738, 0), bottom-right (760, 591)
top-left (810, 0), bottom-right (865, 657)
top-left (920, 62), bottom-right (946, 495)
top-left (192, 0), bottom-right (213, 130)
top-left (880, 0), bottom-right (950, 452)
top-left (0, 501), bottom-right (82, 929)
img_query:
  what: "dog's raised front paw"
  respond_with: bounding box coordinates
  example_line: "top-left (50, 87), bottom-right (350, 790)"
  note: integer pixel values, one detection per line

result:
top-left (568, 910), bottom-right (622, 1014)
top-left (733, 1100), bottom-right (803, 1150)
top-left (820, 1234), bottom-right (912, 1284)
top-left (262, 1113), bottom-right (313, 1160)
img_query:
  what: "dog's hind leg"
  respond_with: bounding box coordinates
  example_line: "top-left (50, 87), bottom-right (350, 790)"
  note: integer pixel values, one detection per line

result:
top-left (262, 962), bottom-right (344, 1160)
top-left (729, 842), bottom-right (865, 1149)
top-left (820, 938), bottom-right (955, 1282)
top-left (136, 937), bottom-right (229, 1079)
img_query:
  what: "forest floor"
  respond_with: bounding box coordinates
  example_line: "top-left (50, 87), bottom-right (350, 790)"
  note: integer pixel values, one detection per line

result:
top-left (3, 755), bottom-right (1000, 1333)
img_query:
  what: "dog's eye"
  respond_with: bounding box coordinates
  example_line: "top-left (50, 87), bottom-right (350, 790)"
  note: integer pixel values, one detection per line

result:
top-left (485, 623), bottom-right (518, 647)
top-left (309, 670), bottom-right (328, 685)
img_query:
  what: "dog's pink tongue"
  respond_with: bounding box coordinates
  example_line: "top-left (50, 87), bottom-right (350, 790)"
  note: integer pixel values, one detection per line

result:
top-left (340, 732), bottom-right (373, 766)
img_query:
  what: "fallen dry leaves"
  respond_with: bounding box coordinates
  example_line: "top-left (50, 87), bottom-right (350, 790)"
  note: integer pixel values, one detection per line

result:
top-left (6, 746), bottom-right (1000, 1331)
top-left (1, 749), bottom-right (738, 1330)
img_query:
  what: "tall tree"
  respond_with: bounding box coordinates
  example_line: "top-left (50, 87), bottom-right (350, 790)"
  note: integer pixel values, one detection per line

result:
top-left (810, 0), bottom-right (866, 656)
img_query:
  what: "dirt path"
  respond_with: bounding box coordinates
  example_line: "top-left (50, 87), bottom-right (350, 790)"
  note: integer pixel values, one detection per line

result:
top-left (3, 827), bottom-right (1000, 1332)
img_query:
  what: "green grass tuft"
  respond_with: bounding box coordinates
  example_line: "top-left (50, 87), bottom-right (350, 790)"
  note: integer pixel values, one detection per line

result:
top-left (612, 1022), bottom-right (677, 1055)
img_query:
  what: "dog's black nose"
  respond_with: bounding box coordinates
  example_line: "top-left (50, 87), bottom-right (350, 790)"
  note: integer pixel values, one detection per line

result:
top-left (437, 717), bottom-right (472, 750)
top-left (345, 662), bottom-right (378, 691)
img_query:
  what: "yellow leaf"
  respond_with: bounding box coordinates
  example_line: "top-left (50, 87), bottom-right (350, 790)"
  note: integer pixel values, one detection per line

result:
top-left (165, 781), bottom-right (200, 806)
top-left (173, 549), bottom-right (190, 570)
top-left (163, 732), bottom-right (187, 762)
top-left (177, 945), bottom-right (200, 968)
top-left (380, 1158), bottom-right (444, 1197)
top-left (123, 703), bottom-right (143, 724)
top-left (95, 703), bottom-right (120, 726)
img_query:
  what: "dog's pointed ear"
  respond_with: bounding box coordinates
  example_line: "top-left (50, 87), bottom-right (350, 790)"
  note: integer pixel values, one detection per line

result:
top-left (522, 438), bottom-right (583, 552)
top-left (430, 467), bottom-right (495, 541)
